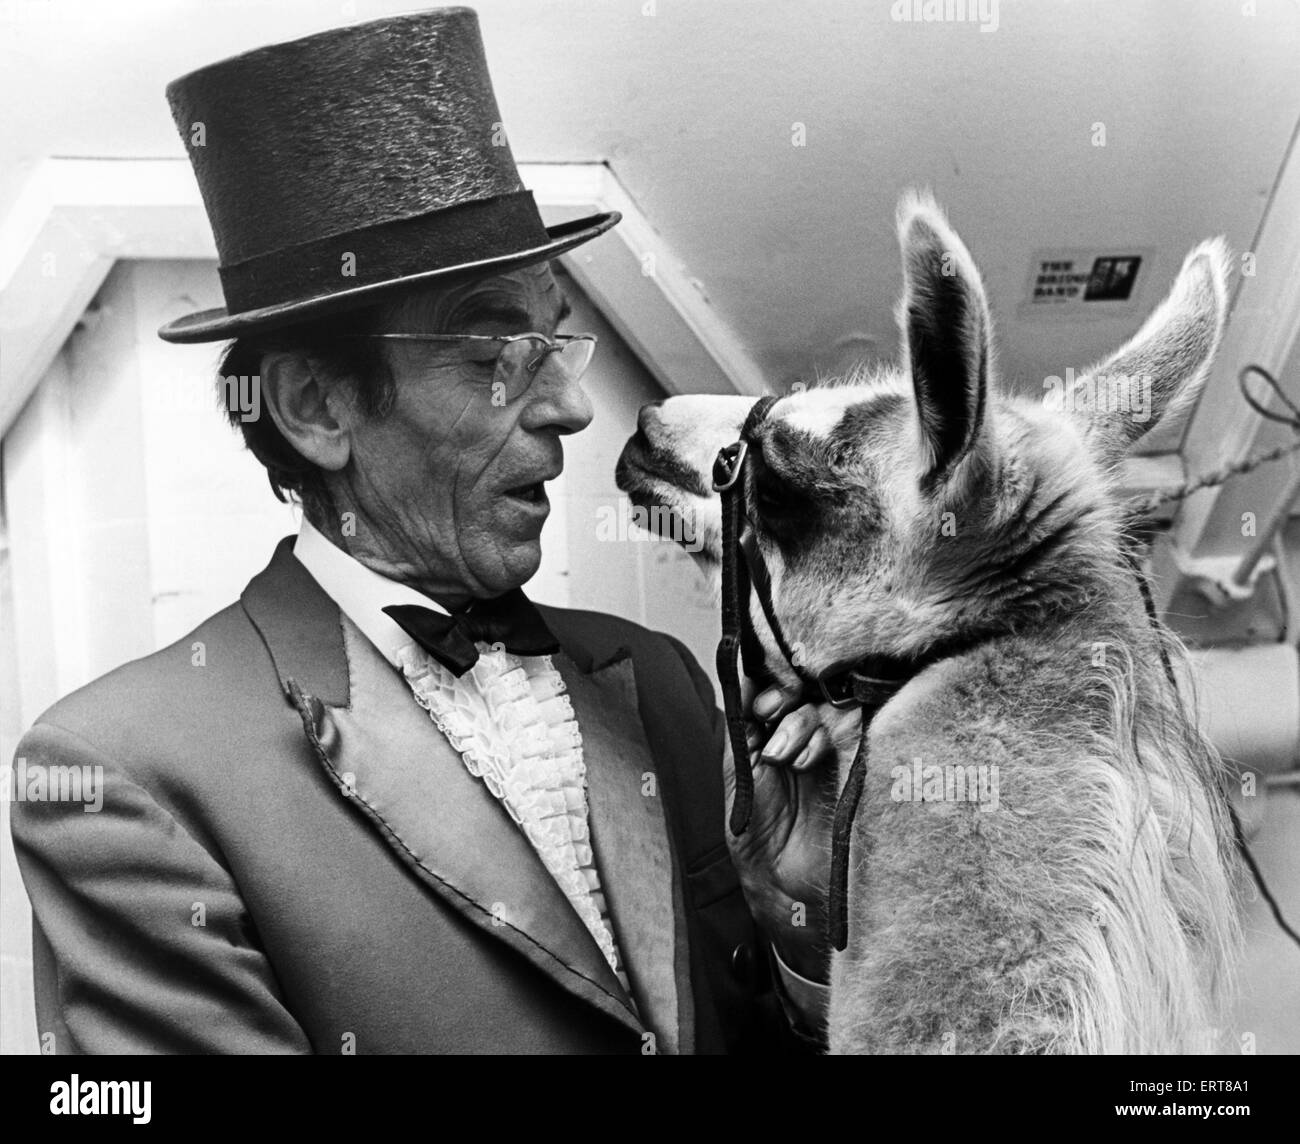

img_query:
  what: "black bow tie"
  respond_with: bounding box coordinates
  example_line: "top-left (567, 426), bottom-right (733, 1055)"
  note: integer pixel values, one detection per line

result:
top-left (383, 589), bottom-right (560, 677)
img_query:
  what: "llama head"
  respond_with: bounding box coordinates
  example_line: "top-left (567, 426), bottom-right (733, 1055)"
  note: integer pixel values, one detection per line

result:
top-left (615, 193), bottom-right (1229, 681)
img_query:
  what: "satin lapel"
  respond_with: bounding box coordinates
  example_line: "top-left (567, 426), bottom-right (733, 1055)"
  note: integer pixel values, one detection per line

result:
top-left (242, 538), bottom-right (349, 705)
top-left (242, 540), bottom-right (640, 1035)
top-left (557, 650), bottom-right (695, 1055)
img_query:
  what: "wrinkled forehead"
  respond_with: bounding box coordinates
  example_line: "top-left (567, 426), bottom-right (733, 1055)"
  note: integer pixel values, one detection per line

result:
top-left (384, 262), bottom-right (568, 335)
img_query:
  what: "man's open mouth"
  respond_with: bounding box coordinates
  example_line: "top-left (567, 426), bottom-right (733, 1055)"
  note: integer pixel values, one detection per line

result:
top-left (504, 482), bottom-right (548, 504)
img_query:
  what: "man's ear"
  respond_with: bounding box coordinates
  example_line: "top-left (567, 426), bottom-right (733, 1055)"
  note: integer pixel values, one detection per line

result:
top-left (895, 191), bottom-right (993, 489)
top-left (259, 351), bottom-right (354, 473)
top-left (1065, 240), bottom-right (1230, 459)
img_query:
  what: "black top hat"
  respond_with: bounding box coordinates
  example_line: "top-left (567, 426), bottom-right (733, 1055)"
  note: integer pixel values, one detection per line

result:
top-left (158, 7), bottom-right (618, 343)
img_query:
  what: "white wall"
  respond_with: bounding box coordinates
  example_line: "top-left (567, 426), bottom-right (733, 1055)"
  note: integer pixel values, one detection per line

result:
top-left (0, 257), bottom-right (716, 1054)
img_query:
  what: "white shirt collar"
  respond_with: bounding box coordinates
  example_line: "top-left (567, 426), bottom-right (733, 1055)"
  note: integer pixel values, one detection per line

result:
top-left (294, 517), bottom-right (448, 668)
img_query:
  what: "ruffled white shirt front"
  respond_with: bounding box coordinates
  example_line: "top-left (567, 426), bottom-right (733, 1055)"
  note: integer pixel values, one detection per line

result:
top-left (293, 520), bottom-right (629, 990)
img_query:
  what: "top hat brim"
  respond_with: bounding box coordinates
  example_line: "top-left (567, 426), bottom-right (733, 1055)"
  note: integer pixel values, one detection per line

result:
top-left (157, 211), bottom-right (619, 344)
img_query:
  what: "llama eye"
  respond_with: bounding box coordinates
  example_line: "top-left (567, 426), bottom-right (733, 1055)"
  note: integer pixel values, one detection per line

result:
top-left (754, 472), bottom-right (784, 514)
top-left (749, 456), bottom-right (813, 539)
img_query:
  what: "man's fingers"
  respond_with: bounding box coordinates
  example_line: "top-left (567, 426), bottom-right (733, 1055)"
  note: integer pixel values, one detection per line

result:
top-left (740, 676), bottom-right (757, 710)
top-left (791, 727), bottom-right (832, 771)
top-left (759, 702), bottom-right (823, 765)
top-left (750, 682), bottom-right (804, 724)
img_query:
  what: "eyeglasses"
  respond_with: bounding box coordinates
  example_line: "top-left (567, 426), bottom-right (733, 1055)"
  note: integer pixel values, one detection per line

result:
top-left (338, 332), bottom-right (597, 404)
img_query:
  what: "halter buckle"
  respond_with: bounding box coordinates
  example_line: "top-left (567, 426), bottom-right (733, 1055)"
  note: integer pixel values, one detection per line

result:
top-left (817, 672), bottom-right (861, 709)
top-left (711, 439), bottom-right (749, 492)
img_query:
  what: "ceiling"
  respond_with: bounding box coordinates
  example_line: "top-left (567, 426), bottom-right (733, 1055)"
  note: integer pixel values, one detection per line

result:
top-left (3, 0), bottom-right (1299, 435)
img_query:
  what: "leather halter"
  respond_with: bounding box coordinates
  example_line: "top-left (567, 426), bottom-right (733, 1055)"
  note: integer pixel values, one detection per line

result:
top-left (711, 395), bottom-right (936, 950)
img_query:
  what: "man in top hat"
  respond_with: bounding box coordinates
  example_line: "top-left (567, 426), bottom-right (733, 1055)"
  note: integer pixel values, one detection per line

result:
top-left (10, 8), bottom-right (834, 1053)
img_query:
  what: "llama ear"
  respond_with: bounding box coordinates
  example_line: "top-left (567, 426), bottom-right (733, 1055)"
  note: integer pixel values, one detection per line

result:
top-left (895, 192), bottom-right (992, 488)
top-left (1065, 240), bottom-right (1230, 457)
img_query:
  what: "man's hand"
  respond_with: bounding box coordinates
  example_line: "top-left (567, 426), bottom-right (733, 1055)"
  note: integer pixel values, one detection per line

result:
top-left (722, 679), bottom-right (860, 984)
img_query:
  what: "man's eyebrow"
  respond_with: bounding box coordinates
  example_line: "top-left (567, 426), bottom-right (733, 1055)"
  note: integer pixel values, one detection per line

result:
top-left (445, 299), bottom-right (532, 331)
top-left (444, 294), bottom-right (571, 333)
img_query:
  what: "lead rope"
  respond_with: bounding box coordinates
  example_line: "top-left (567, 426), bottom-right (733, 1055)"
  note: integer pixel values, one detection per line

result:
top-left (826, 670), bottom-right (912, 951)
top-left (829, 668), bottom-right (928, 950)
top-left (828, 715), bottom-right (871, 953)
top-left (718, 473), bottom-right (756, 836)
top-left (717, 396), bottom-right (779, 837)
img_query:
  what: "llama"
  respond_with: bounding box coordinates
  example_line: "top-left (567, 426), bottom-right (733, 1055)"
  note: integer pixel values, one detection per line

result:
top-left (615, 193), bottom-right (1240, 1053)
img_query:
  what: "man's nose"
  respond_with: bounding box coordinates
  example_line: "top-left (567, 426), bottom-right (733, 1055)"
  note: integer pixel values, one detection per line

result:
top-left (523, 366), bottom-right (593, 434)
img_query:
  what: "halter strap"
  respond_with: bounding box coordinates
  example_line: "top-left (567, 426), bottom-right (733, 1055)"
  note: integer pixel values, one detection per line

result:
top-left (714, 395), bottom-right (778, 835)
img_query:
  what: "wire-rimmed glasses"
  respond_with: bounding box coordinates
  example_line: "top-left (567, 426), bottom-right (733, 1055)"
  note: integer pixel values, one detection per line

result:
top-left (338, 331), bottom-right (597, 403)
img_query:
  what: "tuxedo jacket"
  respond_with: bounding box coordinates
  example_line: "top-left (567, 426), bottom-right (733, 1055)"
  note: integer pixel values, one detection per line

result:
top-left (11, 539), bottom-right (790, 1054)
